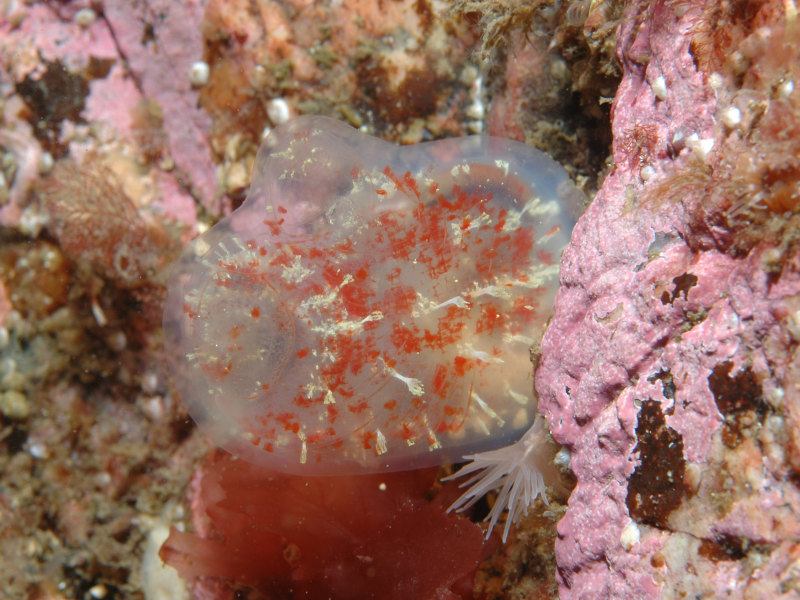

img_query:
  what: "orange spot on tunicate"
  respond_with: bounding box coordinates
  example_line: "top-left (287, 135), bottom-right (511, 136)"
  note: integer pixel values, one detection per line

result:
top-left (293, 394), bottom-right (313, 408)
top-left (423, 306), bottom-right (466, 350)
top-left (306, 431), bottom-right (327, 444)
top-left (276, 413), bottom-right (300, 434)
top-left (382, 166), bottom-right (420, 200)
top-left (510, 227), bottom-right (535, 265)
top-left (493, 209), bottom-right (508, 232)
top-left (379, 213), bottom-right (417, 260)
top-left (492, 233), bottom-right (512, 249)
top-left (432, 365), bottom-right (448, 398)
top-left (342, 282), bottom-right (374, 318)
top-left (320, 335), bottom-right (379, 394)
top-left (510, 297), bottom-right (538, 329)
top-left (386, 267), bottom-right (402, 282)
top-left (362, 431), bottom-right (376, 450)
top-left (376, 189), bottom-right (387, 196)
top-left (333, 238), bottom-right (356, 256)
top-left (182, 303), bottom-right (198, 319)
top-left (200, 361), bottom-right (233, 380)
top-left (385, 286), bottom-right (417, 313)
top-left (263, 218), bottom-right (284, 235)
top-left (326, 405), bottom-right (339, 424)
top-left (435, 420), bottom-right (450, 433)
top-left (269, 253), bottom-right (291, 268)
top-left (384, 399), bottom-right (398, 410)
top-left (402, 172), bottom-right (420, 199)
top-left (399, 423), bottom-right (415, 440)
top-left (348, 400), bottom-right (369, 415)
top-left (297, 348), bottom-right (310, 358)
top-left (475, 302), bottom-right (505, 333)
top-left (251, 307), bottom-right (261, 318)
top-left (391, 323), bottom-right (422, 354)
top-left (453, 356), bottom-right (473, 376)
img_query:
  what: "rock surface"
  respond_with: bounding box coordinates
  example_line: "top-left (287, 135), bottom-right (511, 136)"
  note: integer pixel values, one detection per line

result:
top-left (537, 1), bottom-right (800, 597)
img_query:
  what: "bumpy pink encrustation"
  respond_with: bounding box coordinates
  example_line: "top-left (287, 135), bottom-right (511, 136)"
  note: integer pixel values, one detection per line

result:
top-left (534, 1), bottom-right (800, 598)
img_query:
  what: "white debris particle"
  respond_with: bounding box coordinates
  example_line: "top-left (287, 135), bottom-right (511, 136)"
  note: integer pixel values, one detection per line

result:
top-left (554, 447), bottom-right (571, 468)
top-left (651, 75), bottom-right (667, 100)
top-left (778, 79), bottom-right (795, 99)
top-left (720, 106), bottom-right (741, 128)
top-left (686, 133), bottom-right (714, 161)
top-left (189, 61), bottom-right (210, 87)
top-left (431, 295), bottom-right (470, 311)
top-left (37, 151), bottom-right (54, 175)
top-left (376, 429), bottom-right (388, 455)
top-left (75, 8), bottom-right (97, 27)
top-left (267, 98), bottom-right (291, 124)
top-left (384, 362), bottom-right (424, 396)
top-left (140, 518), bottom-right (189, 600)
top-left (472, 392), bottom-right (505, 426)
top-left (620, 520), bottom-right (641, 551)
top-left (281, 254), bottom-right (314, 284)
top-left (29, 442), bottom-right (48, 459)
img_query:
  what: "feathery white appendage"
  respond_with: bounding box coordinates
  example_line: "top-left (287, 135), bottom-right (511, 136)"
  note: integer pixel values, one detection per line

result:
top-left (445, 416), bottom-right (550, 543)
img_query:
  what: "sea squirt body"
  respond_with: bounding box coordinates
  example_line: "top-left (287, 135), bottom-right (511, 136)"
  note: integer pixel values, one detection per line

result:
top-left (163, 116), bottom-right (584, 475)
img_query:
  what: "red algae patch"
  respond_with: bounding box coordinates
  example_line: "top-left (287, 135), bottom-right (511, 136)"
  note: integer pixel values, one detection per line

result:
top-left (160, 453), bottom-right (490, 600)
top-left (164, 115), bottom-right (584, 475)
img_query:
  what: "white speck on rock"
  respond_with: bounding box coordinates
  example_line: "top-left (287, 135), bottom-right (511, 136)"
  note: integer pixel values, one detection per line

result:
top-left (620, 520), bottom-right (641, 551)
top-left (189, 61), bottom-right (210, 87)
top-left (267, 98), bottom-right (291, 124)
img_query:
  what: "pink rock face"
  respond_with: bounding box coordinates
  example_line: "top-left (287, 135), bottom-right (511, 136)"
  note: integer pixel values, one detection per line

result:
top-left (164, 115), bottom-right (584, 475)
top-left (536, 0), bottom-right (800, 598)
top-left (102, 0), bottom-right (218, 212)
top-left (0, 1), bottom-right (203, 230)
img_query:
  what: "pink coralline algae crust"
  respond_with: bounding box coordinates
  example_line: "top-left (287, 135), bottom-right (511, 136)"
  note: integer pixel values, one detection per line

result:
top-left (102, 0), bottom-right (219, 211)
top-left (0, 1), bottom-right (203, 229)
top-left (537, 1), bottom-right (800, 598)
top-left (0, 3), bottom-right (118, 225)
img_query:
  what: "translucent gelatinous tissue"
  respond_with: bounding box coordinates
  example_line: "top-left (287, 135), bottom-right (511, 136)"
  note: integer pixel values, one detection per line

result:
top-left (163, 116), bottom-right (584, 475)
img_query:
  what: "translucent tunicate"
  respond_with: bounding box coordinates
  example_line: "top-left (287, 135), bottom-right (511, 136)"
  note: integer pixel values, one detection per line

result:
top-left (163, 116), bottom-right (584, 474)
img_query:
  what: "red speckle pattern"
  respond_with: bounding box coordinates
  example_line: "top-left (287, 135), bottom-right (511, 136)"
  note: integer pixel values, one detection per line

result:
top-left (163, 116), bottom-right (583, 474)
